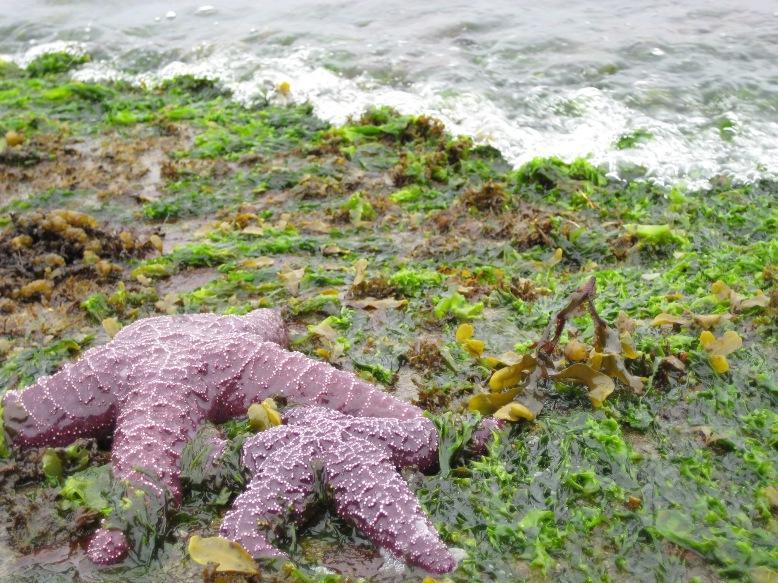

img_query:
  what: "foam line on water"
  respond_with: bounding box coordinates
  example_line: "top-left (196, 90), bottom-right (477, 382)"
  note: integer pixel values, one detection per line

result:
top-left (21, 44), bottom-right (778, 189)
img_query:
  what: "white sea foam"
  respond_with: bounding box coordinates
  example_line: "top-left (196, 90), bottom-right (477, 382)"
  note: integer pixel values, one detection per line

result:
top-left (37, 44), bottom-right (778, 189)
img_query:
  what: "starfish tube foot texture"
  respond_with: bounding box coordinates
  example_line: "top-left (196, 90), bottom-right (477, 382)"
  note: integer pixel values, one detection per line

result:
top-left (1, 309), bottom-right (465, 572)
top-left (87, 528), bottom-right (130, 565)
top-left (219, 406), bottom-right (455, 574)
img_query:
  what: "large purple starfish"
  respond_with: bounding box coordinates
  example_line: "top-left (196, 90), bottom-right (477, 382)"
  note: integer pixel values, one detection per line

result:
top-left (220, 406), bottom-right (454, 573)
top-left (1, 309), bottom-right (458, 572)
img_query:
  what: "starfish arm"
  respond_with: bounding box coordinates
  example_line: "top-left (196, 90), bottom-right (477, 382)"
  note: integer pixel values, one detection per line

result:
top-left (220, 439), bottom-right (317, 558)
top-left (87, 381), bottom-right (223, 567)
top-left (237, 426), bottom-right (301, 475)
top-left (234, 309), bottom-right (289, 346)
top-left (87, 527), bottom-right (130, 565)
top-left (324, 441), bottom-right (456, 574)
top-left (112, 309), bottom-right (287, 347)
top-left (110, 380), bottom-right (208, 503)
top-left (285, 406), bottom-right (438, 471)
top-left (2, 346), bottom-right (118, 448)
top-left (236, 342), bottom-right (423, 420)
top-left (345, 415), bottom-right (438, 471)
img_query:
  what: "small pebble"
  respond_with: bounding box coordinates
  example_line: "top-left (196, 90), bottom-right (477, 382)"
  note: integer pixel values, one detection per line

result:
top-left (5, 130), bottom-right (24, 147)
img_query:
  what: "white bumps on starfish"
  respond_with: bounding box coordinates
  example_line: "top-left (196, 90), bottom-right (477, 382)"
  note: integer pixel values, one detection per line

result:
top-left (220, 406), bottom-right (455, 573)
top-left (2, 309), bottom-right (456, 571)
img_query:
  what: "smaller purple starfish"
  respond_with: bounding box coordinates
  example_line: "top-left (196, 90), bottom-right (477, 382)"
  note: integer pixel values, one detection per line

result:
top-left (220, 406), bottom-right (456, 574)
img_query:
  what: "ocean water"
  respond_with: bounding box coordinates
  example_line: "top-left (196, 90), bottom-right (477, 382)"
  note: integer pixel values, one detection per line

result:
top-left (1, 0), bottom-right (777, 188)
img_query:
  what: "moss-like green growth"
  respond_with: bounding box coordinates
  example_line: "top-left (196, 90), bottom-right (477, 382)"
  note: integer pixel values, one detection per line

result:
top-left (0, 337), bottom-right (93, 393)
top-left (289, 293), bottom-right (341, 316)
top-left (717, 117), bottom-right (736, 142)
top-left (389, 267), bottom-right (446, 297)
top-left (434, 291), bottom-right (484, 320)
top-left (26, 51), bottom-right (90, 77)
top-left (81, 293), bottom-right (113, 322)
top-left (341, 192), bottom-right (375, 223)
top-left (625, 223), bottom-right (688, 247)
top-left (514, 156), bottom-right (608, 191)
top-left (59, 464), bottom-right (113, 515)
top-left (159, 74), bottom-right (229, 99)
top-left (615, 128), bottom-right (654, 149)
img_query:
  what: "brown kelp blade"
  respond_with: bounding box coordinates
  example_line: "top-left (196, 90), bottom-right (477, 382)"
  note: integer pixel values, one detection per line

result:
top-left (470, 276), bottom-right (644, 420)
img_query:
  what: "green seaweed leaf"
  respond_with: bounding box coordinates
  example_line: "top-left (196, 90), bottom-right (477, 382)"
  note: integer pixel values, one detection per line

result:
top-left (60, 464), bottom-right (113, 515)
top-left (434, 292), bottom-right (484, 320)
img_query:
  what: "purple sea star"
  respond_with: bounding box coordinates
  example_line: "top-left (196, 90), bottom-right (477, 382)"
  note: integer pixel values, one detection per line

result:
top-left (1, 309), bottom-right (464, 572)
top-left (220, 406), bottom-right (455, 573)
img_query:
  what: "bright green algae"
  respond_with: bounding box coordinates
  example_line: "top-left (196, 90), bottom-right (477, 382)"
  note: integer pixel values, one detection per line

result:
top-left (0, 56), bottom-right (776, 582)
